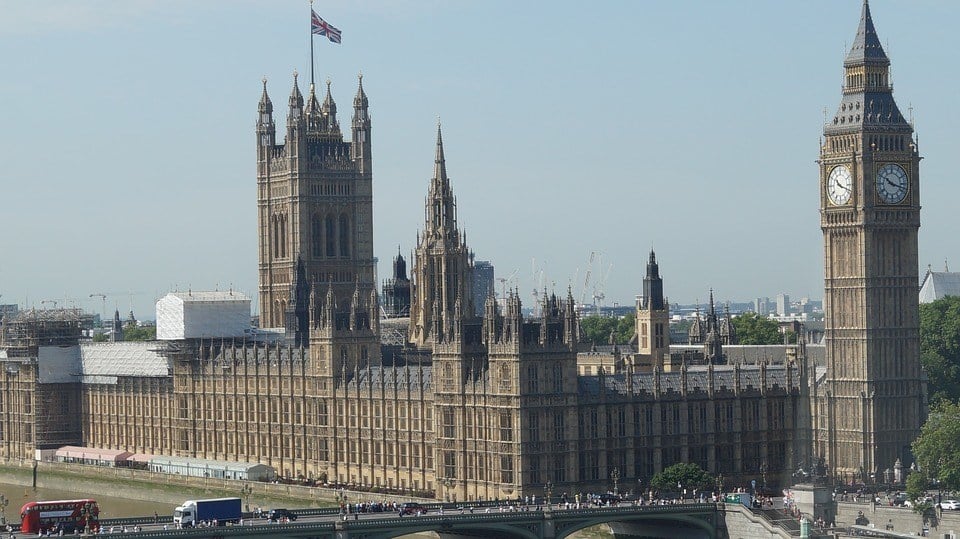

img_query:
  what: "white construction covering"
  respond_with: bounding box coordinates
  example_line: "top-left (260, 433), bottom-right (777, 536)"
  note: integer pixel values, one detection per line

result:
top-left (156, 291), bottom-right (251, 340)
top-left (80, 342), bottom-right (170, 383)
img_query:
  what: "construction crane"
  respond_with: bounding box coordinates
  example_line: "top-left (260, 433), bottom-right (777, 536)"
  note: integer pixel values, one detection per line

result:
top-left (497, 269), bottom-right (519, 301)
top-left (592, 261), bottom-right (613, 315)
top-left (530, 258), bottom-right (546, 317)
top-left (89, 293), bottom-right (107, 321)
top-left (579, 251), bottom-right (596, 308)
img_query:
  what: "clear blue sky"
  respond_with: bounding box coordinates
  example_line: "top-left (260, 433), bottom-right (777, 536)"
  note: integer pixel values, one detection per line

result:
top-left (2, 1), bottom-right (957, 320)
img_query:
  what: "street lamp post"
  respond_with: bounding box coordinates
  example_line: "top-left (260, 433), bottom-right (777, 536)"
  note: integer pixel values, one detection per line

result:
top-left (0, 494), bottom-right (7, 526)
top-left (716, 473), bottom-right (725, 496)
top-left (81, 502), bottom-right (92, 535)
top-left (240, 483), bottom-right (253, 512)
top-left (335, 489), bottom-right (346, 515)
top-left (441, 477), bottom-right (454, 502)
top-left (611, 467), bottom-right (621, 497)
top-left (545, 481), bottom-right (553, 509)
top-left (760, 463), bottom-right (768, 492)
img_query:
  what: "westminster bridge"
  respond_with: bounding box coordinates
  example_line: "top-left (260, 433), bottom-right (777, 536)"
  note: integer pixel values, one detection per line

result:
top-left (85, 503), bottom-right (725, 539)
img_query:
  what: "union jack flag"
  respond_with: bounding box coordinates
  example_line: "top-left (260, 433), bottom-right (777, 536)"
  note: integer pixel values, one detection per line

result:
top-left (311, 10), bottom-right (342, 44)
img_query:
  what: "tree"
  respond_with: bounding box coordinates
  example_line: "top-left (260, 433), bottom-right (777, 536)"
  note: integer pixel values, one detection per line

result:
top-left (730, 312), bottom-right (783, 345)
top-left (649, 462), bottom-right (714, 493)
top-left (580, 315), bottom-right (634, 346)
top-left (616, 313), bottom-right (635, 344)
top-left (919, 296), bottom-right (960, 406)
top-left (123, 325), bottom-right (156, 341)
top-left (911, 400), bottom-right (960, 493)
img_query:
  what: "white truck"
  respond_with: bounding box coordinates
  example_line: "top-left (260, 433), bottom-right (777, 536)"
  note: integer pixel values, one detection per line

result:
top-left (173, 497), bottom-right (242, 528)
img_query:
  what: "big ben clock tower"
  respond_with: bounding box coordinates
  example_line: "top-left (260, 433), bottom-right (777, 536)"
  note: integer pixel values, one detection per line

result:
top-left (819, 0), bottom-right (925, 479)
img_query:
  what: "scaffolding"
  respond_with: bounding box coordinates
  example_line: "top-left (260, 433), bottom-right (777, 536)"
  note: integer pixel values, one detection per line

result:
top-left (1, 308), bottom-right (90, 357)
top-left (0, 308), bottom-right (88, 456)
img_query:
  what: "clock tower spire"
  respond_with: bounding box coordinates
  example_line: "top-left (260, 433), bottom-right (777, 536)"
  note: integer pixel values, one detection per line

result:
top-left (818, 0), bottom-right (925, 479)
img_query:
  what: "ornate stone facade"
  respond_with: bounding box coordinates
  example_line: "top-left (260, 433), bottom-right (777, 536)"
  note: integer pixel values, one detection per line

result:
top-left (817, 0), bottom-right (926, 479)
top-left (0, 1), bottom-right (927, 502)
top-left (407, 126), bottom-right (475, 349)
top-left (257, 75), bottom-right (374, 332)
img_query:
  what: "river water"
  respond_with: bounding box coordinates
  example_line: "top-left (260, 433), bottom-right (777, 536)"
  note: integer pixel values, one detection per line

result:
top-left (0, 481), bottom-right (174, 521)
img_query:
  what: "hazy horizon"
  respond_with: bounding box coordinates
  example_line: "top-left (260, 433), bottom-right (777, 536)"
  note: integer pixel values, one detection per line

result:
top-left (2, 1), bottom-right (956, 320)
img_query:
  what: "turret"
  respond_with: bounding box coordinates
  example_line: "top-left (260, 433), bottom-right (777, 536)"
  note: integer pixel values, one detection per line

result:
top-left (286, 256), bottom-right (310, 347)
top-left (304, 83), bottom-right (322, 129)
top-left (368, 288), bottom-right (380, 334)
top-left (256, 79), bottom-right (276, 157)
top-left (351, 73), bottom-right (372, 172)
top-left (393, 248), bottom-right (407, 280)
top-left (323, 281), bottom-right (336, 330)
top-left (349, 280), bottom-right (361, 331)
top-left (287, 72), bottom-right (304, 128)
top-left (563, 287), bottom-right (579, 345)
top-left (309, 282), bottom-right (318, 328)
top-left (286, 72), bottom-right (305, 158)
top-left (321, 80), bottom-right (340, 133)
top-left (642, 250), bottom-right (665, 311)
top-left (483, 292), bottom-right (500, 344)
top-left (110, 309), bottom-right (123, 342)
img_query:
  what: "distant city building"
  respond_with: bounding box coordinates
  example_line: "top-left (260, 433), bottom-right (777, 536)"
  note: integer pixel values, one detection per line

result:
top-left (776, 293), bottom-right (791, 316)
top-left (471, 260), bottom-right (494, 316)
top-left (0, 304), bottom-right (18, 328)
top-left (919, 267), bottom-right (960, 303)
top-left (754, 297), bottom-right (772, 315)
top-left (381, 249), bottom-right (412, 317)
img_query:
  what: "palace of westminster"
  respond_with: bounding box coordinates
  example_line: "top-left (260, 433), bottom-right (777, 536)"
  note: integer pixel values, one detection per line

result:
top-left (0, 2), bottom-right (928, 502)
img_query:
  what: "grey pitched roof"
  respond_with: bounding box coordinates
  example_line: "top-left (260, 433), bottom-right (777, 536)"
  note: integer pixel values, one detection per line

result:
top-left (845, 0), bottom-right (889, 67)
top-left (669, 344), bottom-right (825, 367)
top-left (827, 1), bottom-right (910, 134)
top-left (919, 271), bottom-right (960, 303)
top-left (828, 92), bottom-right (909, 133)
top-left (577, 364), bottom-right (798, 399)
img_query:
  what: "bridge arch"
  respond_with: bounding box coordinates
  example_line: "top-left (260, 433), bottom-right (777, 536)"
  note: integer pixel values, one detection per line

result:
top-left (555, 508), bottom-right (717, 539)
top-left (363, 521), bottom-right (541, 539)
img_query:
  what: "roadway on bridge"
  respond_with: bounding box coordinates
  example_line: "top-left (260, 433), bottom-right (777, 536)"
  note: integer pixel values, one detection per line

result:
top-left (8, 500), bottom-right (716, 538)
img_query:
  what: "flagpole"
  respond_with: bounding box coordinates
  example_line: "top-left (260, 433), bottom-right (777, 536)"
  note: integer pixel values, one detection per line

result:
top-left (309, 0), bottom-right (315, 86)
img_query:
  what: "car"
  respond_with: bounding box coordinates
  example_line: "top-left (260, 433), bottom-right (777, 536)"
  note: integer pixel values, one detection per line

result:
top-left (399, 502), bottom-right (424, 516)
top-left (941, 500), bottom-right (960, 510)
top-left (267, 508), bottom-right (298, 522)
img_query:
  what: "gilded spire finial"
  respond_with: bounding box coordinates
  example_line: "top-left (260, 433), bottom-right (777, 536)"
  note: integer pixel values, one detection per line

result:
top-left (293, 70), bottom-right (298, 83)
top-left (262, 77), bottom-right (267, 89)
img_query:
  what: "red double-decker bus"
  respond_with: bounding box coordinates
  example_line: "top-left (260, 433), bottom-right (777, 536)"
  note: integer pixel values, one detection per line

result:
top-left (20, 499), bottom-right (99, 534)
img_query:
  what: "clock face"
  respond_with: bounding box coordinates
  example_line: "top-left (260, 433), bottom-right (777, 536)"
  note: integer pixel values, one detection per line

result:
top-left (876, 164), bottom-right (908, 204)
top-left (827, 165), bottom-right (853, 206)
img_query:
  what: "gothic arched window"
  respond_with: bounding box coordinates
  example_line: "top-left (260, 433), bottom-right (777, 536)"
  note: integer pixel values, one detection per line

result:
top-left (339, 214), bottom-right (350, 257)
top-left (271, 215), bottom-right (279, 259)
top-left (312, 215), bottom-right (323, 257)
top-left (325, 216), bottom-right (336, 257)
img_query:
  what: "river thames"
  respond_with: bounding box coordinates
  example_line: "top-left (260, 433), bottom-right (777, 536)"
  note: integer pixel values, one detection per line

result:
top-left (0, 480), bottom-right (170, 521)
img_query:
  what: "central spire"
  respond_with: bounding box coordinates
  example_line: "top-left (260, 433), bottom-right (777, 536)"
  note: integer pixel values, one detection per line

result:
top-left (845, 0), bottom-right (889, 67)
top-left (433, 121), bottom-right (448, 184)
top-left (426, 122), bottom-right (457, 236)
